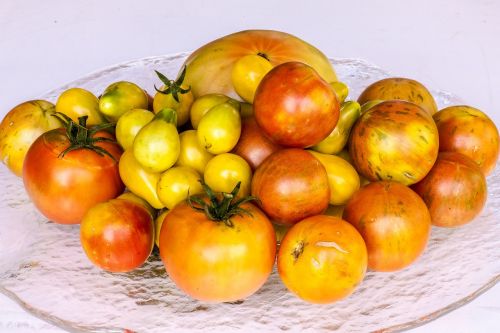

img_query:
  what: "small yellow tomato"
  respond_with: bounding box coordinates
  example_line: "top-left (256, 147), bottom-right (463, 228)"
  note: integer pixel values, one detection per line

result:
top-left (117, 191), bottom-right (156, 218)
top-left (157, 166), bottom-right (203, 210)
top-left (99, 81), bottom-right (149, 121)
top-left (204, 153), bottom-right (252, 197)
top-left (231, 54), bottom-right (273, 103)
top-left (154, 210), bottom-right (169, 248)
top-left (197, 102), bottom-right (241, 154)
top-left (116, 108), bottom-right (154, 150)
top-left (55, 88), bottom-right (105, 126)
top-left (330, 81), bottom-right (349, 104)
top-left (190, 93), bottom-right (231, 129)
top-left (175, 130), bottom-right (213, 174)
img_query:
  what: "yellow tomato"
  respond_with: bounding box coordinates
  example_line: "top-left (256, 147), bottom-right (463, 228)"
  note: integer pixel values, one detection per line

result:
top-left (117, 192), bottom-right (156, 218)
top-left (175, 130), bottom-right (213, 174)
top-left (157, 166), bottom-right (203, 210)
top-left (330, 81), bottom-right (349, 103)
top-left (204, 153), bottom-right (252, 197)
top-left (190, 93), bottom-right (231, 129)
top-left (153, 86), bottom-right (193, 127)
top-left (231, 54), bottom-right (273, 103)
top-left (55, 88), bottom-right (105, 126)
top-left (116, 109), bottom-right (154, 150)
top-left (154, 210), bottom-right (169, 248)
top-left (99, 81), bottom-right (149, 121)
top-left (197, 102), bottom-right (241, 154)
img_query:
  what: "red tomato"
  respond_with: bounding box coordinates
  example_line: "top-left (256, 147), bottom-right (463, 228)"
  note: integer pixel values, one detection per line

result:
top-left (254, 62), bottom-right (339, 148)
top-left (412, 152), bottom-right (487, 227)
top-left (23, 116), bottom-right (124, 224)
top-left (80, 198), bottom-right (154, 272)
top-left (343, 181), bottom-right (431, 272)
top-left (251, 149), bottom-right (330, 225)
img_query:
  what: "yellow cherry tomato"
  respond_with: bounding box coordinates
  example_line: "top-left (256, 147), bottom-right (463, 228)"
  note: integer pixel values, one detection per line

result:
top-left (204, 153), bottom-right (252, 197)
top-left (231, 54), bottom-right (273, 103)
top-left (99, 81), bottom-right (149, 121)
top-left (190, 93), bottom-right (231, 129)
top-left (55, 88), bottom-right (105, 126)
top-left (117, 192), bottom-right (156, 218)
top-left (154, 210), bottom-right (169, 248)
top-left (197, 102), bottom-right (241, 154)
top-left (175, 130), bottom-right (213, 174)
top-left (116, 108), bottom-right (154, 150)
top-left (330, 81), bottom-right (349, 103)
top-left (336, 149), bottom-right (371, 186)
top-left (157, 166), bottom-right (203, 210)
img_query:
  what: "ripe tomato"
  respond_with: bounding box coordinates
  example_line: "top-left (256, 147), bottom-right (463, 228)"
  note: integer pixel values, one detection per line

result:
top-left (80, 198), bottom-right (154, 272)
top-left (232, 116), bottom-right (282, 170)
top-left (349, 100), bottom-right (439, 185)
top-left (251, 149), bottom-right (330, 225)
top-left (412, 152), bottom-right (487, 227)
top-left (159, 183), bottom-right (276, 302)
top-left (254, 62), bottom-right (339, 147)
top-left (157, 166), bottom-right (203, 209)
top-left (278, 215), bottom-right (367, 304)
top-left (115, 108), bottom-right (154, 150)
top-left (175, 130), bottom-right (214, 174)
top-left (23, 115), bottom-right (124, 224)
top-left (204, 153), bottom-right (252, 197)
top-left (434, 105), bottom-right (499, 175)
top-left (231, 54), bottom-right (273, 103)
top-left (343, 181), bottom-right (431, 272)
top-left (190, 93), bottom-right (232, 129)
top-left (197, 102), bottom-right (241, 154)
top-left (56, 88), bottom-right (106, 126)
top-left (99, 81), bottom-right (149, 121)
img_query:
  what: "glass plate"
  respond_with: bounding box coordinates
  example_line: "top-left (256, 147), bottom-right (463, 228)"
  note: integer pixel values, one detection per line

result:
top-left (0, 53), bottom-right (498, 333)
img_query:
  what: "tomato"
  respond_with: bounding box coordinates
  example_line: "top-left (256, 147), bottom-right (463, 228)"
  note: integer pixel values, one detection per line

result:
top-left (99, 81), bottom-right (149, 121)
top-left (23, 115), bottom-right (124, 224)
top-left (330, 81), bottom-right (349, 103)
top-left (55, 88), bottom-right (105, 126)
top-left (309, 151), bottom-right (360, 205)
top-left (0, 100), bottom-right (62, 177)
top-left (153, 68), bottom-right (193, 127)
top-left (204, 153), bottom-right (252, 197)
top-left (190, 93), bottom-right (232, 129)
top-left (119, 149), bottom-right (164, 209)
top-left (349, 100), bottom-right (439, 185)
top-left (80, 198), bottom-right (154, 272)
top-left (278, 215), bottom-right (367, 304)
top-left (197, 102), bottom-right (241, 154)
top-left (231, 54), bottom-right (273, 103)
top-left (157, 166), bottom-right (203, 209)
top-left (117, 191), bottom-right (156, 217)
top-left (231, 116), bottom-right (282, 170)
top-left (240, 102), bottom-right (254, 118)
top-left (251, 149), bottom-right (330, 225)
top-left (358, 77), bottom-right (438, 116)
top-left (175, 130), bottom-right (213, 174)
top-left (254, 62), bottom-right (340, 147)
top-left (154, 210), bottom-right (169, 248)
top-left (343, 181), bottom-right (431, 272)
top-left (115, 108), bottom-right (154, 150)
top-left (411, 152), bottom-right (487, 227)
top-left (133, 108), bottom-right (180, 173)
top-left (159, 183), bottom-right (276, 302)
top-left (434, 105), bottom-right (499, 175)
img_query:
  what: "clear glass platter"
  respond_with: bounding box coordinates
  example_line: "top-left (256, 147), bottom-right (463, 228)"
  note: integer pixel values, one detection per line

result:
top-left (0, 53), bottom-right (498, 333)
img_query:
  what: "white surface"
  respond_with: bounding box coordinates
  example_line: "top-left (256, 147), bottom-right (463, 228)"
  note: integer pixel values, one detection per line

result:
top-left (0, 0), bottom-right (498, 332)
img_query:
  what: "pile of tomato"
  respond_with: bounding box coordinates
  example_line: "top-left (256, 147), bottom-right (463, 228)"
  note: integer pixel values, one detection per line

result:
top-left (0, 30), bottom-right (498, 305)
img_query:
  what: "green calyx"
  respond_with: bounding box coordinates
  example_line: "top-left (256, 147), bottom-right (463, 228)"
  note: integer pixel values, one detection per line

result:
top-left (51, 112), bottom-right (117, 161)
top-left (187, 181), bottom-right (260, 227)
top-left (154, 108), bottom-right (178, 125)
top-left (154, 66), bottom-right (191, 103)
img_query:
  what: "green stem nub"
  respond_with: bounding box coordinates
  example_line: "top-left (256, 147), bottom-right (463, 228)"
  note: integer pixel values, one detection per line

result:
top-left (154, 66), bottom-right (191, 103)
top-left (187, 181), bottom-right (260, 227)
top-left (154, 108), bottom-right (178, 125)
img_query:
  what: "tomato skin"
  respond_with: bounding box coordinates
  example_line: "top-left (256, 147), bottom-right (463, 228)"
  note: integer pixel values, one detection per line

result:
top-left (56, 88), bottom-right (106, 126)
top-left (278, 215), bottom-right (367, 304)
top-left (204, 153), bottom-right (252, 197)
top-left (231, 54), bottom-right (273, 103)
top-left (251, 149), bottom-right (330, 225)
top-left (175, 130), bottom-right (214, 174)
top-left (343, 181), bottom-right (431, 272)
top-left (254, 62), bottom-right (339, 148)
top-left (80, 198), bottom-right (154, 272)
top-left (23, 129), bottom-right (124, 224)
top-left (159, 201), bottom-right (276, 302)
top-left (411, 152), bottom-right (487, 227)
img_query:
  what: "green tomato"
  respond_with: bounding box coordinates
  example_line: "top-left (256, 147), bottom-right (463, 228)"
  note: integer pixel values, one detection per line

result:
top-left (133, 108), bottom-right (180, 173)
top-left (197, 102), bottom-right (241, 154)
top-left (99, 81), bottom-right (149, 121)
top-left (204, 153), bottom-right (252, 197)
top-left (175, 130), bottom-right (213, 174)
top-left (190, 93), bottom-right (235, 129)
top-left (116, 109), bottom-right (154, 150)
top-left (157, 166), bottom-right (203, 210)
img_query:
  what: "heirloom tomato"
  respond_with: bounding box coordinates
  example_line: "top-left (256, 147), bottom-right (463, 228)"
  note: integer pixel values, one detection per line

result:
top-left (190, 93), bottom-right (232, 129)
top-left (157, 166), bottom-right (203, 209)
top-left (175, 130), bottom-right (214, 174)
top-left (115, 108), bottom-right (154, 150)
top-left (204, 153), bottom-right (252, 197)
top-left (197, 102), bottom-right (241, 154)
top-left (99, 81), bottom-right (149, 121)
top-left (231, 53), bottom-right (273, 103)
top-left (56, 88), bottom-right (105, 125)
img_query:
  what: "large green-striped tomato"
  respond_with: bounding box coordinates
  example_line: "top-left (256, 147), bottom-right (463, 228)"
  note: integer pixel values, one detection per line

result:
top-left (23, 116), bottom-right (124, 224)
top-left (251, 149), bottom-right (330, 225)
top-left (434, 105), bottom-right (499, 176)
top-left (343, 181), bottom-right (431, 272)
top-left (349, 100), bottom-right (439, 185)
top-left (411, 152), bottom-right (487, 227)
top-left (254, 62), bottom-right (339, 148)
top-left (159, 184), bottom-right (276, 302)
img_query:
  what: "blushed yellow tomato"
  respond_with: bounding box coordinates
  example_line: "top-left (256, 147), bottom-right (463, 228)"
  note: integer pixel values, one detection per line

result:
top-left (117, 191), bottom-right (156, 218)
top-left (154, 210), bottom-right (169, 248)
top-left (55, 88), bottom-right (105, 126)
top-left (157, 166), bottom-right (203, 210)
top-left (197, 102), bottom-right (241, 154)
top-left (116, 108), bottom-right (154, 150)
top-left (99, 81), bottom-right (149, 121)
top-left (175, 130), bottom-right (213, 174)
top-left (204, 153), bottom-right (252, 197)
top-left (190, 93), bottom-right (231, 129)
top-left (231, 54), bottom-right (273, 103)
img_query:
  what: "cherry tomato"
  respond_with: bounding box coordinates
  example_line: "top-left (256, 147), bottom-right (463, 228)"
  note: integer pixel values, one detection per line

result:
top-left (115, 108), bottom-right (154, 150)
top-left (197, 102), bottom-right (241, 154)
top-left (190, 93), bottom-right (231, 129)
top-left (175, 130), bottom-right (213, 174)
top-left (56, 88), bottom-right (105, 126)
top-left (157, 166), bottom-right (203, 209)
top-left (204, 153), bottom-right (252, 197)
top-left (99, 81), bottom-right (149, 121)
top-left (231, 54), bottom-right (273, 103)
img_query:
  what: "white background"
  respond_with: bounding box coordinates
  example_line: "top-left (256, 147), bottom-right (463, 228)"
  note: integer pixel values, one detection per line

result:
top-left (0, 0), bottom-right (499, 332)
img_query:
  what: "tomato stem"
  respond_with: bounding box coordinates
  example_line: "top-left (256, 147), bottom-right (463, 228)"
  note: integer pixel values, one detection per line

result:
top-left (154, 66), bottom-right (191, 103)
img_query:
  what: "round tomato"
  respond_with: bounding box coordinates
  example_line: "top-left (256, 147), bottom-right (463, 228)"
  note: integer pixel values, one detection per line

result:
top-left (251, 149), bottom-right (330, 225)
top-left (254, 62), bottom-right (339, 147)
top-left (412, 152), bottom-right (487, 227)
top-left (190, 93), bottom-right (232, 129)
top-left (81, 198), bottom-right (154, 272)
top-left (204, 153), bottom-right (252, 197)
top-left (343, 181), bottom-right (431, 272)
top-left (157, 166), bottom-right (203, 209)
top-left (175, 130), bottom-right (213, 174)
top-left (56, 88), bottom-right (106, 125)
top-left (231, 54), bottom-right (273, 103)
top-left (23, 115), bottom-right (124, 224)
top-left (330, 81), bottom-right (349, 103)
top-left (99, 81), bottom-right (149, 121)
top-left (197, 102), bottom-right (241, 154)
top-left (154, 210), bottom-right (169, 248)
top-left (278, 215), bottom-right (367, 304)
top-left (159, 183), bottom-right (276, 302)
top-left (115, 108), bottom-right (154, 150)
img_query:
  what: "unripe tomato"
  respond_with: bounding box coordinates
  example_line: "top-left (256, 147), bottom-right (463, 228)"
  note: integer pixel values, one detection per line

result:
top-left (190, 93), bottom-right (231, 129)
top-left (204, 153), bottom-right (252, 197)
top-left (157, 166), bottom-right (203, 209)
top-left (197, 102), bottom-right (241, 154)
top-left (231, 54), bottom-right (273, 103)
top-left (115, 108), bottom-right (154, 150)
top-left (175, 130), bottom-right (213, 174)
top-left (55, 88), bottom-right (105, 126)
top-left (99, 81), bottom-right (149, 121)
